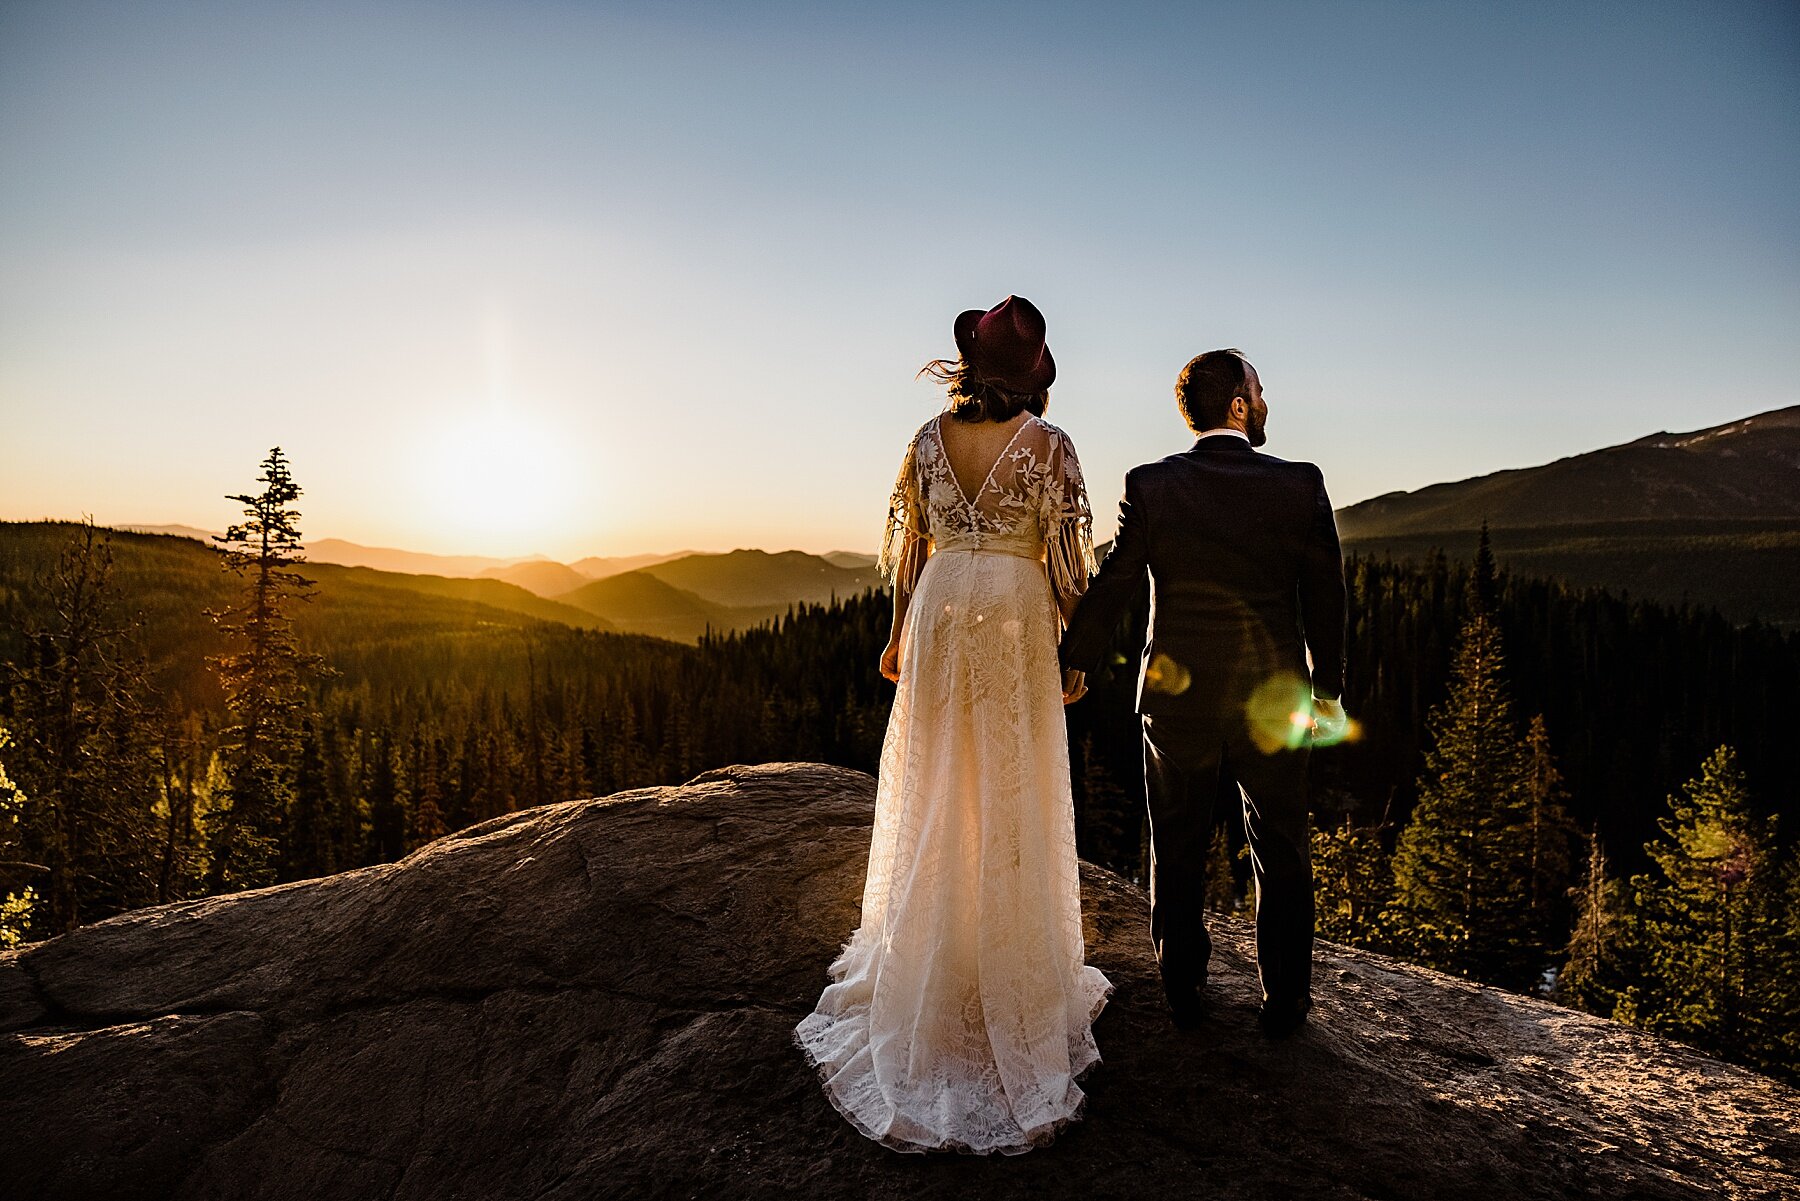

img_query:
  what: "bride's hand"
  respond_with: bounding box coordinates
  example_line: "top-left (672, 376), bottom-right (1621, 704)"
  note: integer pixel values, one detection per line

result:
top-left (1061, 668), bottom-right (1087, 705)
top-left (880, 639), bottom-right (902, 682)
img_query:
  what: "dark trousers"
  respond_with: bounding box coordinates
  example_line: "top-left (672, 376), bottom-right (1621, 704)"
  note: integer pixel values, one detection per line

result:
top-left (1141, 710), bottom-right (1314, 1008)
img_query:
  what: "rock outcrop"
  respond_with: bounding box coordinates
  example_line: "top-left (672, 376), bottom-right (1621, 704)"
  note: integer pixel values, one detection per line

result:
top-left (3, 763), bottom-right (1795, 1200)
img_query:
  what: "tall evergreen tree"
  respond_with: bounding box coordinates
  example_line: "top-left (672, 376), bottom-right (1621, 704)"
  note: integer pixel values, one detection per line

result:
top-left (202, 447), bottom-right (331, 891)
top-left (1624, 746), bottom-right (1787, 1069)
top-left (1386, 528), bottom-right (1545, 989)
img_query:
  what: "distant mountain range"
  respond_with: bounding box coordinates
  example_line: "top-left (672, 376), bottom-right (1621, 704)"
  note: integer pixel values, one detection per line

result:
top-left (632, 549), bottom-right (880, 608)
top-left (476, 559), bottom-right (593, 597)
top-left (563, 552), bottom-right (695, 583)
top-left (68, 527), bottom-right (882, 646)
top-left (547, 550), bottom-right (881, 641)
top-left (91, 404), bottom-right (1800, 636)
top-left (280, 537), bottom-right (560, 579)
top-left (1337, 405), bottom-right (1800, 626)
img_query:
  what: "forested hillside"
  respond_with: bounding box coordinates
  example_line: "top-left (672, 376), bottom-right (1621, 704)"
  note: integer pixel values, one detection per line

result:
top-left (2, 511), bottom-right (1796, 1079)
top-left (1336, 406), bottom-right (1800, 627)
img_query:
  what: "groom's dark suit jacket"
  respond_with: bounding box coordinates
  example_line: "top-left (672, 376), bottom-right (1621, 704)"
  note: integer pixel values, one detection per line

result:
top-left (1059, 433), bottom-right (1346, 716)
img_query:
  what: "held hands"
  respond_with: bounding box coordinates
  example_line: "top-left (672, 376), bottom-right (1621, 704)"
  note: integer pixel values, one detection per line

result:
top-left (1062, 668), bottom-right (1087, 705)
top-left (880, 638), bottom-right (902, 682)
top-left (1309, 694), bottom-right (1348, 743)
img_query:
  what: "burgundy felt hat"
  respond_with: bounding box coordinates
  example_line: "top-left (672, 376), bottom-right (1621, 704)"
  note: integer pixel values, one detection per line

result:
top-left (953, 295), bottom-right (1055, 393)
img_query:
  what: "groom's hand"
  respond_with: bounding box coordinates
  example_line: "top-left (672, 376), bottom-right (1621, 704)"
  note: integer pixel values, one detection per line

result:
top-left (1310, 695), bottom-right (1347, 743)
top-left (1062, 668), bottom-right (1087, 705)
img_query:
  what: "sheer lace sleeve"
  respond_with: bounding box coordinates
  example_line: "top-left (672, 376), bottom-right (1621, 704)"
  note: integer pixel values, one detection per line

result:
top-left (1041, 424), bottom-right (1097, 602)
top-left (877, 427), bottom-right (930, 595)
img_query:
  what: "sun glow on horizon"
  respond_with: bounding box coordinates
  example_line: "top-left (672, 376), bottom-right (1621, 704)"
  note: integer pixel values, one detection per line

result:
top-left (417, 404), bottom-right (576, 546)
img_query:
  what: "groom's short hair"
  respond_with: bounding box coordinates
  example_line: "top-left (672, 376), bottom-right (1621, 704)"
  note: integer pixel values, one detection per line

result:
top-left (1176, 349), bottom-right (1249, 432)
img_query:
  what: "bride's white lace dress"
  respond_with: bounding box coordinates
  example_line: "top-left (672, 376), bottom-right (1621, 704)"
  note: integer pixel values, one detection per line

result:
top-left (794, 411), bottom-right (1114, 1155)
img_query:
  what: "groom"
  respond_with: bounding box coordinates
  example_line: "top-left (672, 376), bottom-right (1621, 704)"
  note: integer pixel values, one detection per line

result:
top-left (1059, 348), bottom-right (1346, 1037)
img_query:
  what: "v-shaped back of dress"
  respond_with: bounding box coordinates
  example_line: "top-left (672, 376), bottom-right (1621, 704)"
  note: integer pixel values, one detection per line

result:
top-left (877, 411), bottom-right (1100, 602)
top-left (933, 413), bottom-right (1035, 510)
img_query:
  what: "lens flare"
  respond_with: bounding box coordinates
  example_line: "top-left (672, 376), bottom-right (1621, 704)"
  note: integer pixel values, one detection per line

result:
top-left (1244, 673), bottom-right (1362, 751)
top-left (1143, 652), bottom-right (1192, 695)
top-left (1245, 672), bottom-right (1312, 753)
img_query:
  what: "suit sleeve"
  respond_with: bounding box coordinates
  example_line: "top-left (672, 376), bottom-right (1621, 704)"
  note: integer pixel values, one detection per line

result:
top-left (1058, 469), bottom-right (1149, 673)
top-left (1298, 464), bottom-right (1346, 700)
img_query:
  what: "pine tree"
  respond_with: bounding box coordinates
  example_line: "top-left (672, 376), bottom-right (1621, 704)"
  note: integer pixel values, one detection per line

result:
top-left (1312, 804), bottom-right (1395, 950)
top-left (367, 728), bottom-right (405, 863)
top-left (0, 519), bottom-right (164, 933)
top-left (1205, 823), bottom-right (1241, 914)
top-left (1626, 745), bottom-right (1785, 1068)
top-left (154, 705), bottom-right (209, 904)
top-left (1523, 713), bottom-right (1578, 966)
top-left (202, 448), bottom-right (332, 891)
top-left (450, 721), bottom-right (482, 828)
top-left (405, 727), bottom-right (447, 850)
top-left (1386, 526), bottom-right (1542, 989)
top-left (0, 721), bottom-right (42, 947)
top-left (283, 716), bottom-right (332, 881)
top-left (322, 719), bottom-right (362, 872)
top-left (1558, 826), bottom-right (1631, 1016)
top-left (1763, 857), bottom-right (1800, 1079)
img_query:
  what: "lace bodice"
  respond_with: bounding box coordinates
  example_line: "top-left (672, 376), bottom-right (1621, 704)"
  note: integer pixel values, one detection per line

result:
top-left (877, 413), bottom-right (1098, 602)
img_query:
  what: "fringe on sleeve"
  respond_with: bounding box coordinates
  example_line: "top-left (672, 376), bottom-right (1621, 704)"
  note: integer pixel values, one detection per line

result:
top-left (877, 431), bottom-right (931, 596)
top-left (1043, 427), bottom-right (1098, 603)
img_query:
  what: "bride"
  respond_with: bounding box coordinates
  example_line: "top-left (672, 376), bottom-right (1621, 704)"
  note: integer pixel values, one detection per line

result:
top-left (793, 295), bottom-right (1114, 1155)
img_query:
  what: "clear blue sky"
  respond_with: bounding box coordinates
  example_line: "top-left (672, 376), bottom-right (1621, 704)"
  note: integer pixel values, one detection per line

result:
top-left (2, 0), bottom-right (1796, 559)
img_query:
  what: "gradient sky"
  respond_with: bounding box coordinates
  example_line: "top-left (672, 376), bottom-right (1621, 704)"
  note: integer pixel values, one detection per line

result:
top-left (3, 0), bottom-right (1796, 561)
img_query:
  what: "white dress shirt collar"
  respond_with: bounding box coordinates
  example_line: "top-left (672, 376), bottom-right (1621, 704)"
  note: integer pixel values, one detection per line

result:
top-left (1195, 427), bottom-right (1250, 443)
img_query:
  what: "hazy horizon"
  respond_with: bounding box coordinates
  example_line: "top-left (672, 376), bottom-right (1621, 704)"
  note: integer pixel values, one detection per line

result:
top-left (5, 1), bottom-right (1797, 561)
top-left (8, 394), bottom-right (1796, 564)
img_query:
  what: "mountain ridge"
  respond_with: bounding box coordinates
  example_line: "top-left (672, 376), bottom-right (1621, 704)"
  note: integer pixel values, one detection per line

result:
top-left (631, 548), bottom-right (881, 609)
top-left (1334, 405), bottom-right (1800, 625)
top-left (1337, 404), bottom-right (1800, 537)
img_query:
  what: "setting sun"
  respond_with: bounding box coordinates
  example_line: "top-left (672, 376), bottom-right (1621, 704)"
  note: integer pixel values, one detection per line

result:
top-left (419, 406), bottom-right (573, 543)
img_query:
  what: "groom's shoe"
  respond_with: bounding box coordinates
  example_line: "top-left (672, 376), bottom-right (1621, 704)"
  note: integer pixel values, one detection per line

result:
top-left (1258, 994), bottom-right (1312, 1039)
top-left (1164, 975), bottom-right (1207, 1030)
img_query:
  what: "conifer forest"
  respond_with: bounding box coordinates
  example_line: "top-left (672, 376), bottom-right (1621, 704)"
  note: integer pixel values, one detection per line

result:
top-left (2, 451), bottom-right (1796, 1083)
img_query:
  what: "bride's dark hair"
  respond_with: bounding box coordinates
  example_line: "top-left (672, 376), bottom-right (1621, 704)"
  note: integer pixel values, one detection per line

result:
top-left (917, 357), bottom-right (1048, 424)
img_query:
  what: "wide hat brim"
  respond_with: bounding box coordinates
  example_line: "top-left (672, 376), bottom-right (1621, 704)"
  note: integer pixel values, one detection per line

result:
top-left (954, 302), bottom-right (1056, 394)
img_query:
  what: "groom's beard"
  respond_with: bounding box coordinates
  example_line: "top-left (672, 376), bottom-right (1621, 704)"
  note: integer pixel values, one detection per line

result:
top-left (1248, 414), bottom-right (1268, 446)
